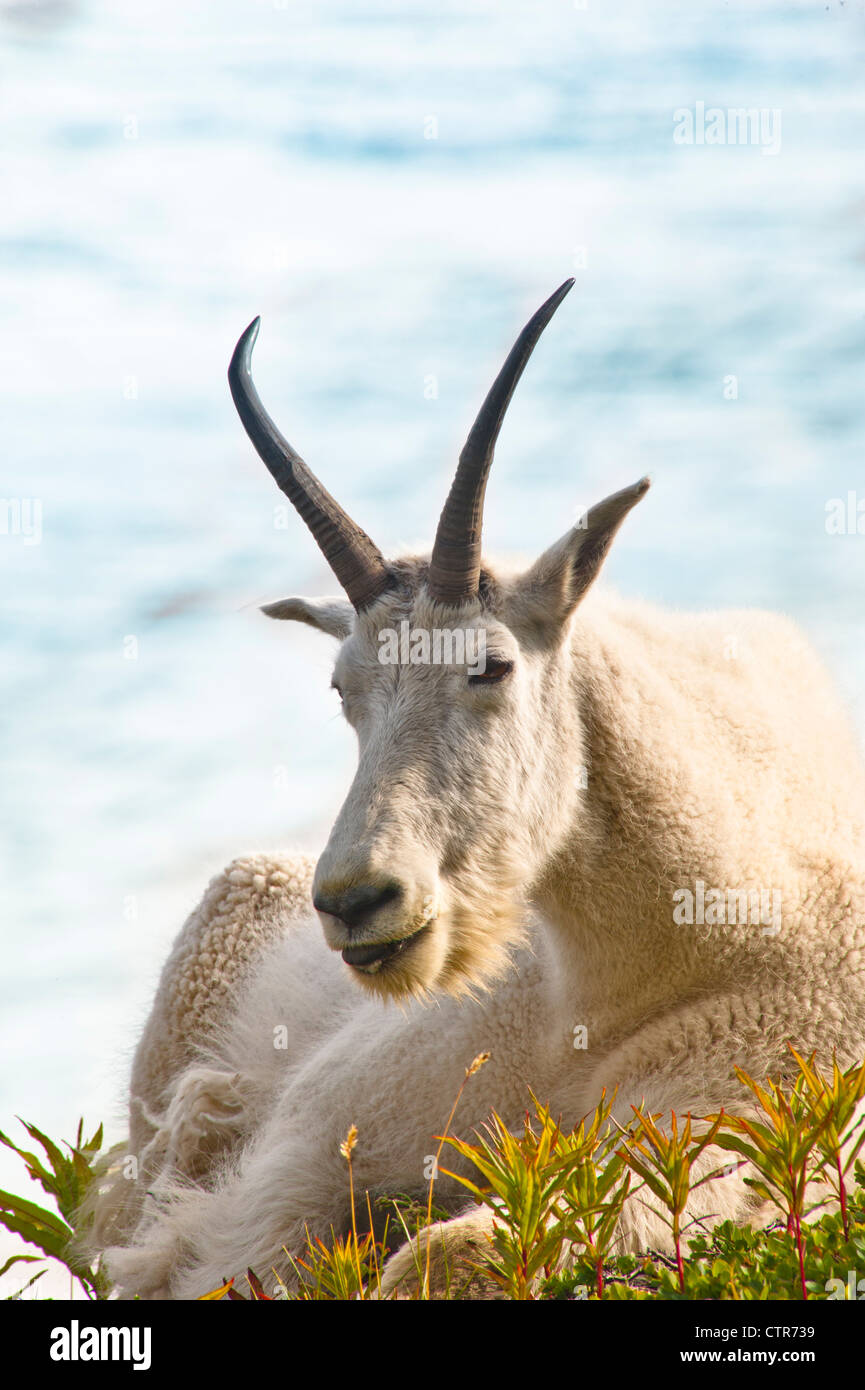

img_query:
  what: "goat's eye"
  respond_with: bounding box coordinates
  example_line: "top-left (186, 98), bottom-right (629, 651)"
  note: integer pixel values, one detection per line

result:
top-left (469, 658), bottom-right (514, 685)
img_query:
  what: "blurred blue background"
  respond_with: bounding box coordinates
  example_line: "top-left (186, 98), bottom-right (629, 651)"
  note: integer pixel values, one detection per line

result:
top-left (1, 0), bottom-right (864, 1293)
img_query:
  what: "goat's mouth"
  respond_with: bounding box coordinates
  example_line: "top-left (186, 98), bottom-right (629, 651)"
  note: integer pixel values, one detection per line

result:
top-left (342, 925), bottom-right (429, 975)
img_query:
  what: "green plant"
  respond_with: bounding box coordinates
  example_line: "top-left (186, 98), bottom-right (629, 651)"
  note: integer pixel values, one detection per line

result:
top-left (440, 1104), bottom-right (573, 1299)
top-left (271, 1126), bottom-right (389, 1301)
top-left (616, 1106), bottom-right (723, 1292)
top-left (440, 1091), bottom-right (631, 1300)
top-left (706, 1066), bottom-right (832, 1299)
top-left (789, 1046), bottom-right (865, 1240)
top-left (546, 1091), bottom-right (631, 1298)
top-left (420, 1051), bottom-right (489, 1298)
top-left (0, 1118), bottom-right (109, 1299)
top-left (6, 1049), bottom-right (865, 1302)
top-left (548, 1170), bottom-right (865, 1301)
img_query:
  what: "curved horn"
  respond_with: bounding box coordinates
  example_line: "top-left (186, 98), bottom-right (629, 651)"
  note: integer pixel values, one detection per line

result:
top-left (228, 318), bottom-right (392, 612)
top-left (428, 279), bottom-right (575, 605)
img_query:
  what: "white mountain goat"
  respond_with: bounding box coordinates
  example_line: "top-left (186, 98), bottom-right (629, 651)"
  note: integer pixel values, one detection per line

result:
top-left (88, 281), bottom-right (865, 1299)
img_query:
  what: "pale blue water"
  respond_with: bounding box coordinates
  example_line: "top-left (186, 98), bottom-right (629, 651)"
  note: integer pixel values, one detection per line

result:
top-left (1, 0), bottom-right (864, 1294)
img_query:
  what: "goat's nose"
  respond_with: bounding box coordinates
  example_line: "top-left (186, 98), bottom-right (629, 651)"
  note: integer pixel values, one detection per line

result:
top-left (313, 881), bottom-right (403, 931)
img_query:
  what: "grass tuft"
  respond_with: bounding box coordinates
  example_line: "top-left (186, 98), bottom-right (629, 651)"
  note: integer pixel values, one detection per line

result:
top-left (2, 1049), bottom-right (864, 1301)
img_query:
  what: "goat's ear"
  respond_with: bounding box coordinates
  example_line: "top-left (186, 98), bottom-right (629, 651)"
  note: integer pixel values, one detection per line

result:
top-left (260, 596), bottom-right (354, 639)
top-left (504, 478), bottom-right (650, 637)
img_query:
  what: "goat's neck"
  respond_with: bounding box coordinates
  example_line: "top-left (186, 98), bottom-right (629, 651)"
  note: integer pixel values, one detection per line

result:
top-left (528, 608), bottom-right (718, 1036)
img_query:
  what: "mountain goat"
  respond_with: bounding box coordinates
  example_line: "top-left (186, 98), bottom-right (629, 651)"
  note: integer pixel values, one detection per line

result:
top-left (92, 281), bottom-right (865, 1299)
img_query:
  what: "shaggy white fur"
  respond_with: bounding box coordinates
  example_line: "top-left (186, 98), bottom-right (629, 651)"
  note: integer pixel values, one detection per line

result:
top-left (84, 577), bottom-right (865, 1300)
top-left (82, 285), bottom-right (865, 1298)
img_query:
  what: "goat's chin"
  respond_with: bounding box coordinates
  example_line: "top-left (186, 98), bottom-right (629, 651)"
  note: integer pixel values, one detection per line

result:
top-left (346, 900), bottom-right (526, 1004)
top-left (345, 919), bottom-right (451, 1001)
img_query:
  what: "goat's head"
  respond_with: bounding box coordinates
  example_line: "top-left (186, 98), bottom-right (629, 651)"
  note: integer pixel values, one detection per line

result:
top-left (229, 282), bottom-right (649, 1000)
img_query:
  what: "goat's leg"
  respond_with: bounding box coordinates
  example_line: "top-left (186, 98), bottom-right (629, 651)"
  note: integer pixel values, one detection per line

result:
top-left (79, 855), bottom-right (318, 1260)
top-left (102, 937), bottom-right (562, 1300)
top-left (129, 853), bottom-right (316, 1155)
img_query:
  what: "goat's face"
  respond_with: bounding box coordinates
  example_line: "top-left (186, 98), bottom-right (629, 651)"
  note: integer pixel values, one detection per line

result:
top-left (228, 283), bottom-right (649, 998)
top-left (302, 566), bottom-right (582, 998)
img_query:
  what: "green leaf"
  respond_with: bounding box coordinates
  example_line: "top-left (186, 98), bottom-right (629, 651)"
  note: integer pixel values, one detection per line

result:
top-left (17, 1119), bottom-right (70, 1182)
top-left (0, 1253), bottom-right (44, 1278)
top-left (0, 1188), bottom-right (74, 1264)
top-left (0, 1188), bottom-right (72, 1239)
top-left (8, 1268), bottom-right (48, 1300)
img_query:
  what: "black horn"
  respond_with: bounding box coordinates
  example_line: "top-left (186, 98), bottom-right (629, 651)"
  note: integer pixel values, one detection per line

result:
top-left (428, 279), bottom-right (575, 605)
top-left (228, 317), bottom-right (392, 612)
